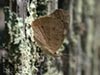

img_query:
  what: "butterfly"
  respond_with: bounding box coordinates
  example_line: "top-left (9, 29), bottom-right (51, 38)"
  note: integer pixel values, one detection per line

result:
top-left (31, 9), bottom-right (69, 56)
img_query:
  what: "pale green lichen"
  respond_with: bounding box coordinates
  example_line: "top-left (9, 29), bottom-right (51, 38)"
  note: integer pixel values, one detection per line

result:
top-left (4, 0), bottom-right (64, 75)
top-left (4, 6), bottom-right (37, 75)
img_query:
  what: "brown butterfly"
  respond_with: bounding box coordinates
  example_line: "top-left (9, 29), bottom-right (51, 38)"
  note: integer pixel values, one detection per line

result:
top-left (31, 9), bottom-right (69, 56)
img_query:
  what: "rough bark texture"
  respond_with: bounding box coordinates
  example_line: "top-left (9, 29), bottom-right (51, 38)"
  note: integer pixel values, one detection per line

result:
top-left (0, 0), bottom-right (98, 75)
top-left (93, 0), bottom-right (100, 75)
top-left (83, 0), bottom-right (95, 75)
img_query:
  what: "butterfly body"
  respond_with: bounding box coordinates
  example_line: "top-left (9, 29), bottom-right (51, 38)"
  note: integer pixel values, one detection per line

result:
top-left (31, 9), bottom-right (69, 56)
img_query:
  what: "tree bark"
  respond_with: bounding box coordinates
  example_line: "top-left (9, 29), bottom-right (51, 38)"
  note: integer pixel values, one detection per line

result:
top-left (83, 0), bottom-right (95, 75)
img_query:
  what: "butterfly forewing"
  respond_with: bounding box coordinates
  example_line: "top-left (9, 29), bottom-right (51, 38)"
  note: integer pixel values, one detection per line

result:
top-left (32, 19), bottom-right (47, 47)
top-left (31, 9), bottom-right (69, 55)
top-left (32, 16), bottom-right (65, 54)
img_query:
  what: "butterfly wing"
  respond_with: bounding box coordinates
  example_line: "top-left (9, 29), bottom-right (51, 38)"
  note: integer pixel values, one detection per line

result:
top-left (32, 16), bottom-right (65, 54)
top-left (50, 9), bottom-right (69, 30)
top-left (41, 17), bottom-right (65, 53)
top-left (32, 18), bottom-right (47, 47)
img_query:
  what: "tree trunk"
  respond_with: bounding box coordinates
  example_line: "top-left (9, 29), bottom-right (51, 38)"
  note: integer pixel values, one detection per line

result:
top-left (83, 0), bottom-right (95, 75)
top-left (93, 0), bottom-right (100, 75)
